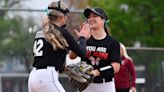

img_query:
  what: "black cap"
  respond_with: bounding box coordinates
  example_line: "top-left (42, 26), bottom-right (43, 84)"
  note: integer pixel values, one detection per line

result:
top-left (84, 7), bottom-right (108, 21)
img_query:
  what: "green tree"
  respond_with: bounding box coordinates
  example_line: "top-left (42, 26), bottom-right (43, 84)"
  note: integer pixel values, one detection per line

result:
top-left (87, 0), bottom-right (164, 47)
top-left (0, 0), bottom-right (23, 17)
top-left (0, 17), bottom-right (34, 72)
top-left (87, 1), bottom-right (164, 91)
top-left (0, 0), bottom-right (35, 72)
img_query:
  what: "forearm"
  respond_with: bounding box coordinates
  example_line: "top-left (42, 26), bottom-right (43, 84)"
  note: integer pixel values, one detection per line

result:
top-left (78, 37), bottom-right (87, 52)
top-left (69, 37), bottom-right (86, 59)
top-left (98, 62), bottom-right (120, 78)
top-left (111, 62), bottom-right (120, 74)
top-left (99, 65), bottom-right (114, 78)
top-left (69, 51), bottom-right (77, 59)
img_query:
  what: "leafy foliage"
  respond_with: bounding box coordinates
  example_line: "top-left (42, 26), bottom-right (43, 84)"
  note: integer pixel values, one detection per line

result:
top-left (87, 0), bottom-right (164, 47)
top-left (0, 17), bottom-right (33, 57)
top-left (87, 1), bottom-right (164, 91)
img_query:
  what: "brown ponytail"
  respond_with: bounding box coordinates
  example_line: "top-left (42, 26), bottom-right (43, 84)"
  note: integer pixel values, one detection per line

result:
top-left (104, 22), bottom-right (111, 35)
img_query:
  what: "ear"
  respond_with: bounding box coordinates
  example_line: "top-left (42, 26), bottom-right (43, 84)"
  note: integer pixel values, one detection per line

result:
top-left (64, 14), bottom-right (67, 20)
top-left (59, 14), bottom-right (64, 19)
top-left (101, 18), bottom-right (105, 23)
top-left (61, 14), bottom-right (67, 20)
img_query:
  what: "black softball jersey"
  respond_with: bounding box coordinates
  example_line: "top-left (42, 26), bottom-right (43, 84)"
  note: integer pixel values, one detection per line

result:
top-left (84, 35), bottom-right (121, 83)
top-left (33, 26), bottom-right (86, 71)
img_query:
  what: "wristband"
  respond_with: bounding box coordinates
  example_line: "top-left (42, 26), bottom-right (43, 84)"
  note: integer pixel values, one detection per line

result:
top-left (78, 36), bottom-right (86, 54)
top-left (99, 65), bottom-right (114, 78)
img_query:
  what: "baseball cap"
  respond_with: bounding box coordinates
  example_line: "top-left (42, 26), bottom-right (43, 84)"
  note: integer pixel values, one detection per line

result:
top-left (84, 7), bottom-right (108, 21)
top-left (47, 0), bottom-right (69, 15)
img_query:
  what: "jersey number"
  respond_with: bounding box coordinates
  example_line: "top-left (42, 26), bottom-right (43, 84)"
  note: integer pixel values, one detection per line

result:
top-left (33, 39), bottom-right (44, 56)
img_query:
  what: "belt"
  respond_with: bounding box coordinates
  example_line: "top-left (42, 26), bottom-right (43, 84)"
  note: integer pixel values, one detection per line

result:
top-left (93, 78), bottom-right (112, 83)
top-left (36, 66), bottom-right (60, 71)
top-left (36, 66), bottom-right (48, 70)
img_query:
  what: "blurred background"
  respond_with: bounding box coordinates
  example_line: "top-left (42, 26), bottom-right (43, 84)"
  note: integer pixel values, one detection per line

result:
top-left (0, 0), bottom-right (164, 92)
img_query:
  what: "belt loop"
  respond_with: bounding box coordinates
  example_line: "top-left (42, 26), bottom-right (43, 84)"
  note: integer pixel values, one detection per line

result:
top-left (33, 67), bottom-right (37, 70)
top-left (103, 78), bottom-right (105, 83)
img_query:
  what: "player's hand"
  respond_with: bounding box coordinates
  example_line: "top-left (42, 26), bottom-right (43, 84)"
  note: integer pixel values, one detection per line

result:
top-left (74, 22), bottom-right (91, 39)
top-left (130, 87), bottom-right (137, 92)
top-left (91, 69), bottom-right (100, 77)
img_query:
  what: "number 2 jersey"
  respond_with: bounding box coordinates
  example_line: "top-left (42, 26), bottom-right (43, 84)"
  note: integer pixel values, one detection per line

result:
top-left (33, 28), bottom-right (85, 71)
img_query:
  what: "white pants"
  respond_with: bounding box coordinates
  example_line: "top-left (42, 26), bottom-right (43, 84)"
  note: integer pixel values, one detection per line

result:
top-left (82, 79), bottom-right (116, 92)
top-left (28, 66), bottom-right (65, 92)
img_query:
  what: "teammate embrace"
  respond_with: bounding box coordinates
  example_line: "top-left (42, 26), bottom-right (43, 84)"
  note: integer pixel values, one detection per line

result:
top-left (28, 1), bottom-right (90, 92)
top-left (28, 1), bottom-right (123, 92)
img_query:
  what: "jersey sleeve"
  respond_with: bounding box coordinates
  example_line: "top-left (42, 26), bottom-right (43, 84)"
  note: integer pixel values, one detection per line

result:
top-left (61, 29), bottom-right (86, 59)
top-left (110, 40), bottom-right (121, 64)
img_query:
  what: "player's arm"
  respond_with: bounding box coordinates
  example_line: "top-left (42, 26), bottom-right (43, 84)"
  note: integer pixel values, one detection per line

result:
top-left (109, 40), bottom-right (121, 74)
top-left (111, 62), bottom-right (120, 74)
top-left (98, 40), bottom-right (121, 77)
top-left (62, 30), bottom-right (86, 58)
top-left (91, 60), bottom-right (120, 77)
top-left (97, 62), bottom-right (120, 78)
top-left (68, 36), bottom-right (86, 59)
top-left (68, 23), bottom-right (91, 60)
top-left (69, 51), bottom-right (78, 59)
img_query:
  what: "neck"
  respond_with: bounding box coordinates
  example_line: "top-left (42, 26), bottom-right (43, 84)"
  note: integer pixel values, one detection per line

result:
top-left (51, 22), bottom-right (61, 27)
top-left (91, 28), bottom-right (107, 40)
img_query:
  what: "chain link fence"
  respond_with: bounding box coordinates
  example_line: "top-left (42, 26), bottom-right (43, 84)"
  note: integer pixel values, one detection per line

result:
top-left (0, 48), bottom-right (163, 92)
top-left (127, 47), bottom-right (164, 92)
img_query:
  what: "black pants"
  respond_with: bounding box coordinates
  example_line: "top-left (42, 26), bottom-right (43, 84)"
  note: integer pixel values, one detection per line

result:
top-left (116, 88), bottom-right (130, 92)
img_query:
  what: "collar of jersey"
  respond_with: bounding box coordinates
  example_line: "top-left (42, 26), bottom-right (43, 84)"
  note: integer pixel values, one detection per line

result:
top-left (50, 23), bottom-right (60, 30)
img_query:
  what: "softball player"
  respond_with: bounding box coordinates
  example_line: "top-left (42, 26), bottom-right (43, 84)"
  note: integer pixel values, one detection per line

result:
top-left (69, 7), bottom-right (121, 92)
top-left (28, 1), bottom-right (90, 92)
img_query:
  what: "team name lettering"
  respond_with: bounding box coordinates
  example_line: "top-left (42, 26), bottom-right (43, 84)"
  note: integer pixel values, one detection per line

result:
top-left (86, 46), bottom-right (109, 60)
top-left (86, 46), bottom-right (96, 51)
top-left (93, 52), bottom-right (109, 60)
top-left (96, 47), bottom-right (107, 52)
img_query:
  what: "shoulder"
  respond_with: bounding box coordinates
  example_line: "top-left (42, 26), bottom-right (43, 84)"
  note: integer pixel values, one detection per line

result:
top-left (60, 28), bottom-right (70, 37)
top-left (107, 36), bottom-right (120, 46)
top-left (124, 57), bottom-right (134, 63)
top-left (35, 30), bottom-right (45, 39)
top-left (108, 36), bottom-right (119, 43)
top-left (60, 28), bottom-right (76, 42)
top-left (60, 28), bottom-right (72, 36)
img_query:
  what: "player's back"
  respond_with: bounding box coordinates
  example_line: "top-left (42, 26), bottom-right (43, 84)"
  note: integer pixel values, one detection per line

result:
top-left (32, 30), bottom-right (67, 70)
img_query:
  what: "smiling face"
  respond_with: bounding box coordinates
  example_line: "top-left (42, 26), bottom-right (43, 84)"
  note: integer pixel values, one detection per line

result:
top-left (87, 12), bottom-right (105, 30)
